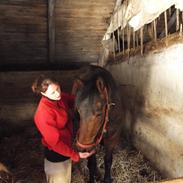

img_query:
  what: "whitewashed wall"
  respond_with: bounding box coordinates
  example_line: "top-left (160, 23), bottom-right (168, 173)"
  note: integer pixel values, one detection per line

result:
top-left (106, 43), bottom-right (183, 178)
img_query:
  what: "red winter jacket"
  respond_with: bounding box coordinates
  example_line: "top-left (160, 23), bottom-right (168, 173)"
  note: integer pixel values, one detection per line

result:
top-left (34, 92), bottom-right (80, 162)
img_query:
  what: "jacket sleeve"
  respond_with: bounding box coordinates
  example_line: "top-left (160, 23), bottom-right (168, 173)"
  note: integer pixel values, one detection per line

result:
top-left (34, 108), bottom-right (80, 162)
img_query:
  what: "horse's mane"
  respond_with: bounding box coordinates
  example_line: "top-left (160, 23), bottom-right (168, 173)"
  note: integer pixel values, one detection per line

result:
top-left (76, 65), bottom-right (118, 106)
top-left (78, 65), bottom-right (116, 89)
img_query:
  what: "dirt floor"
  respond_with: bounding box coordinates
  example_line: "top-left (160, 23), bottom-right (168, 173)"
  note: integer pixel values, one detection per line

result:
top-left (0, 122), bottom-right (162, 183)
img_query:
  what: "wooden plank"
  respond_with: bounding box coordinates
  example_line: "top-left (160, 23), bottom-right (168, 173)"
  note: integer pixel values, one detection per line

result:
top-left (56, 33), bottom-right (103, 39)
top-left (0, 41), bottom-right (46, 48)
top-left (56, 0), bottom-right (115, 9)
top-left (0, 0), bottom-right (46, 6)
top-left (56, 22), bottom-right (107, 32)
top-left (0, 4), bottom-right (46, 17)
top-left (55, 8), bottom-right (112, 18)
top-left (0, 32), bottom-right (47, 40)
top-left (55, 48), bottom-right (100, 54)
top-left (53, 0), bottom-right (114, 64)
top-left (0, 24), bottom-right (47, 34)
top-left (55, 55), bottom-right (98, 62)
top-left (0, 49), bottom-right (47, 57)
top-left (0, 58), bottom-right (47, 64)
top-left (57, 28), bottom-right (107, 32)
top-left (48, 0), bottom-right (55, 63)
top-left (0, 0), bottom-right (48, 65)
top-left (55, 42), bottom-right (102, 48)
top-left (0, 17), bottom-right (47, 25)
top-left (56, 16), bottom-right (107, 23)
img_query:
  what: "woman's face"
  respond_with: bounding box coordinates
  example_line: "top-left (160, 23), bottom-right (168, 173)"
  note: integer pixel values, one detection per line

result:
top-left (41, 83), bottom-right (61, 100)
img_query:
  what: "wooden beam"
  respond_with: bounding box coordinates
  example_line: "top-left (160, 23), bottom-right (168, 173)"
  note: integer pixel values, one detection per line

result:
top-left (48, 0), bottom-right (56, 63)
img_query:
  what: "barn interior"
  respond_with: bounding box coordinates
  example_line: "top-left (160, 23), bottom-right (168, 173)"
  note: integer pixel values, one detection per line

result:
top-left (0, 0), bottom-right (183, 182)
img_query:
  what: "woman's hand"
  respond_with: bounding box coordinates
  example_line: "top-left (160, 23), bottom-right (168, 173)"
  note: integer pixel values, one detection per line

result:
top-left (78, 150), bottom-right (96, 158)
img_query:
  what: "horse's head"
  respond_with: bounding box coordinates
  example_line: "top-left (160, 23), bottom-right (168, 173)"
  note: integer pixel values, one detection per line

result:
top-left (75, 77), bottom-right (111, 152)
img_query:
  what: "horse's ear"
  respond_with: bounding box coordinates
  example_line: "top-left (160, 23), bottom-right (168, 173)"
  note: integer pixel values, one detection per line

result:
top-left (96, 77), bottom-right (105, 93)
top-left (71, 78), bottom-right (84, 95)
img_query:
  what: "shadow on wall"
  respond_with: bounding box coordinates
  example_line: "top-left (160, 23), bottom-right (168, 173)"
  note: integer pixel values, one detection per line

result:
top-left (107, 42), bottom-right (183, 178)
top-left (119, 84), bottom-right (145, 144)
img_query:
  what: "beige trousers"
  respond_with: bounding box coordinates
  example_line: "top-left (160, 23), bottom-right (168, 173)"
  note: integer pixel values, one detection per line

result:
top-left (44, 159), bottom-right (71, 183)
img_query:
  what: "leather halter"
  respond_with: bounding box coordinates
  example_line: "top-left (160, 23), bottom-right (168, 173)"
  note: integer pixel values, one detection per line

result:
top-left (76, 87), bottom-right (115, 150)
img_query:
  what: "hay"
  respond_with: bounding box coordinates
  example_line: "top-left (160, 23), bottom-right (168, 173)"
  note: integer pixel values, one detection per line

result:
top-left (0, 124), bottom-right (162, 183)
top-left (72, 145), bottom-right (162, 183)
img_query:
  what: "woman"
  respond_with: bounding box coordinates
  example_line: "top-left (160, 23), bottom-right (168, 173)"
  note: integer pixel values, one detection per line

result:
top-left (32, 75), bottom-right (94, 183)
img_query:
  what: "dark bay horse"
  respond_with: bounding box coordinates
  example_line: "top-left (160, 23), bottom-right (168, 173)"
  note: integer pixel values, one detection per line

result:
top-left (73, 65), bottom-right (123, 183)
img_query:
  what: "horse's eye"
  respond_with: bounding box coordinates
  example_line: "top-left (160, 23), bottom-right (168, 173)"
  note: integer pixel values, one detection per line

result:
top-left (96, 113), bottom-right (102, 117)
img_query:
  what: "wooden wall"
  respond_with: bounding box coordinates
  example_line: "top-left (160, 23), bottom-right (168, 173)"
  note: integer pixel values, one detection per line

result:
top-left (55, 0), bottom-right (115, 64)
top-left (0, 0), bottom-right (115, 69)
top-left (0, 0), bottom-right (48, 67)
top-left (0, 70), bottom-right (79, 123)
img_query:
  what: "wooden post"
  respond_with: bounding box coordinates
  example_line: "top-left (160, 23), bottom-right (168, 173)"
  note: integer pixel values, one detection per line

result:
top-left (133, 29), bottom-right (135, 49)
top-left (164, 10), bottom-right (168, 37)
top-left (140, 27), bottom-right (143, 55)
top-left (112, 30), bottom-right (116, 59)
top-left (180, 12), bottom-right (183, 36)
top-left (117, 8), bottom-right (121, 53)
top-left (112, 16), bottom-right (116, 59)
top-left (164, 10), bottom-right (168, 46)
top-left (153, 19), bottom-right (157, 41)
top-left (180, 23), bottom-right (182, 36)
top-left (48, 0), bottom-right (56, 63)
top-left (136, 30), bottom-right (139, 47)
top-left (176, 9), bottom-right (180, 31)
top-left (122, 29), bottom-right (125, 54)
top-left (127, 26), bottom-right (131, 57)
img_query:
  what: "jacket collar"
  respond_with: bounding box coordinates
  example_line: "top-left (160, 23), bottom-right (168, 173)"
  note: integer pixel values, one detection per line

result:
top-left (41, 96), bottom-right (62, 108)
